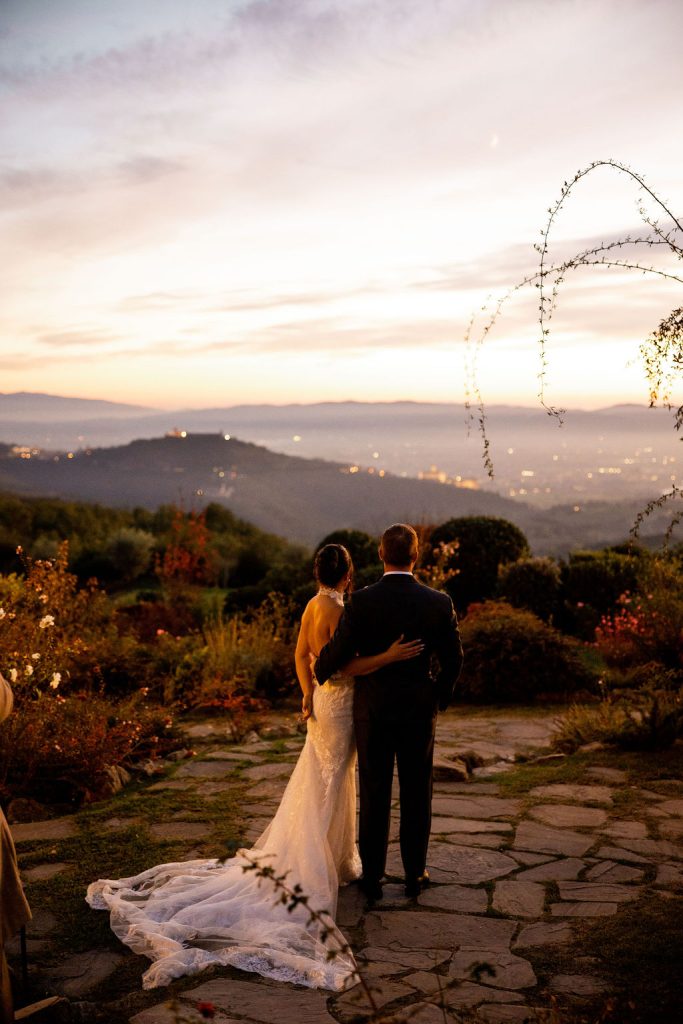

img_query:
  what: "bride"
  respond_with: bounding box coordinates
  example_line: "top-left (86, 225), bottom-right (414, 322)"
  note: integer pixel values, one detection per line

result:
top-left (86, 543), bottom-right (422, 991)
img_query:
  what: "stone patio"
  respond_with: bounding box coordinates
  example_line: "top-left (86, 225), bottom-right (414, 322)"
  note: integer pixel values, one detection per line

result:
top-left (10, 709), bottom-right (683, 1023)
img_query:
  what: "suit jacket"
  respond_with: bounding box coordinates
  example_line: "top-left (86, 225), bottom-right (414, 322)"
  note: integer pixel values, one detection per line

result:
top-left (314, 574), bottom-right (464, 717)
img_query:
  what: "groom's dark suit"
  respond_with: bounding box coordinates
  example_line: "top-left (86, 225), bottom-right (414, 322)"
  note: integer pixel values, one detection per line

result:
top-left (315, 573), bottom-right (463, 887)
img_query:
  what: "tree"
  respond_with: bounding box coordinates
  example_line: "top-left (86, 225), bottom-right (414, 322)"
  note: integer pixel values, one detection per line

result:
top-left (427, 516), bottom-right (529, 612)
top-left (107, 528), bottom-right (156, 584)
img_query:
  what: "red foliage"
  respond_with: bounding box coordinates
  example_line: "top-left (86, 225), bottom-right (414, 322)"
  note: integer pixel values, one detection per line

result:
top-left (157, 509), bottom-right (216, 587)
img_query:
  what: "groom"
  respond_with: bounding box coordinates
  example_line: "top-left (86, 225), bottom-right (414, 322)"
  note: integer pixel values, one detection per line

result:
top-left (315, 523), bottom-right (463, 900)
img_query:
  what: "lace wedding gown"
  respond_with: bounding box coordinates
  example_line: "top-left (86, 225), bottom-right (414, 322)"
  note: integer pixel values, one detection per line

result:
top-left (86, 590), bottom-right (361, 992)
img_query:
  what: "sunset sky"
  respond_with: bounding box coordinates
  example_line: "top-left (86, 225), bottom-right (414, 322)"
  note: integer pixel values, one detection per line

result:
top-left (1, 0), bottom-right (682, 411)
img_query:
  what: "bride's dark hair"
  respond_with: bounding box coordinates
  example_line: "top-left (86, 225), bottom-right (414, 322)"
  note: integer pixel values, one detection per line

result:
top-left (314, 544), bottom-right (353, 589)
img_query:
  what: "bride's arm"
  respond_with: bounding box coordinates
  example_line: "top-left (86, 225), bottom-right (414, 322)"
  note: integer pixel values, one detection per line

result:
top-left (294, 603), bottom-right (316, 719)
top-left (342, 635), bottom-right (424, 677)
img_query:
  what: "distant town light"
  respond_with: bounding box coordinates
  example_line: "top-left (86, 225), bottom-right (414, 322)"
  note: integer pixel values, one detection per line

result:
top-left (521, 470), bottom-right (534, 477)
top-left (372, 451), bottom-right (379, 459)
top-left (349, 465), bottom-right (359, 474)
top-left (292, 435), bottom-right (302, 442)
top-left (67, 452), bottom-right (74, 459)
top-left (507, 448), bottom-right (514, 455)
top-left (552, 454), bottom-right (559, 461)
top-left (573, 505), bottom-right (581, 512)
top-left (224, 434), bottom-right (231, 440)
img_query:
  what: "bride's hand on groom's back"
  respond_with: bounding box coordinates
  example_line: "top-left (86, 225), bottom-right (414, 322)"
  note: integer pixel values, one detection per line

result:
top-left (386, 635), bottom-right (424, 662)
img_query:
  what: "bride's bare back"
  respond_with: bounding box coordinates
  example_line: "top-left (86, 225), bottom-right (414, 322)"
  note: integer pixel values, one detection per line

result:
top-left (294, 589), bottom-right (424, 720)
top-left (298, 592), bottom-right (344, 662)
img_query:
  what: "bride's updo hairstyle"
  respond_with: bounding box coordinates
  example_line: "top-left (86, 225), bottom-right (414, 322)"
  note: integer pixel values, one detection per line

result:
top-left (314, 544), bottom-right (353, 589)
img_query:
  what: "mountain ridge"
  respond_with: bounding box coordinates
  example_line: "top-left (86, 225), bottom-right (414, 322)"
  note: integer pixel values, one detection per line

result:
top-left (0, 431), bottom-right (675, 554)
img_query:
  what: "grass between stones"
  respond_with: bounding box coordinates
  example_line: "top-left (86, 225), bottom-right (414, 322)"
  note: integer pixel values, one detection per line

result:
top-left (524, 894), bottom-right (683, 1024)
top-left (494, 744), bottom-right (683, 796)
top-left (488, 743), bottom-right (683, 1023)
top-left (11, 761), bottom-right (247, 1016)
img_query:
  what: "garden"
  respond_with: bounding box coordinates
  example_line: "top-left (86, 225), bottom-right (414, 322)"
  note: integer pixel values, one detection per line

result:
top-left (1, 498), bottom-right (682, 814)
top-left (1, 498), bottom-right (683, 1023)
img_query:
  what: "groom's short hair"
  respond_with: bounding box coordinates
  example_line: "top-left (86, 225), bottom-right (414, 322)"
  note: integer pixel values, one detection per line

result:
top-left (381, 523), bottom-right (419, 567)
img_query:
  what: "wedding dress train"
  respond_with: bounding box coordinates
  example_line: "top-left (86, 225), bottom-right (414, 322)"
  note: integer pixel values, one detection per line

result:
top-left (86, 672), bottom-right (361, 991)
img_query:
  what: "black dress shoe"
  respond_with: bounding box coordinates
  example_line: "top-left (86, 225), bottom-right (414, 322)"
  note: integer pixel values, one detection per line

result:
top-left (359, 878), bottom-right (383, 902)
top-left (405, 871), bottom-right (430, 898)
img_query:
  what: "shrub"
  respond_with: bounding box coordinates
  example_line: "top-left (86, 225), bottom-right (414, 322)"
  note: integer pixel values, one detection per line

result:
top-left (202, 594), bottom-right (297, 701)
top-left (458, 601), bottom-right (593, 703)
top-left (106, 527), bottom-right (156, 583)
top-left (0, 544), bottom-right (178, 804)
top-left (554, 687), bottom-right (683, 752)
top-left (426, 517), bottom-right (529, 612)
top-left (594, 559), bottom-right (683, 669)
top-left (600, 661), bottom-right (683, 693)
top-left (0, 689), bottom-right (176, 804)
top-left (497, 556), bottom-right (561, 621)
top-left (558, 549), bottom-right (644, 639)
top-left (0, 543), bottom-right (119, 698)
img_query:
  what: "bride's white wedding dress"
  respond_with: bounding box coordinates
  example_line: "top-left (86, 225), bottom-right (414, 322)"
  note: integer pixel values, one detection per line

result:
top-left (86, 588), bottom-right (361, 991)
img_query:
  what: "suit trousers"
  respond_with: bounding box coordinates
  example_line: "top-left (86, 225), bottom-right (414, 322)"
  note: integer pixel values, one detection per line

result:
top-left (354, 705), bottom-right (437, 883)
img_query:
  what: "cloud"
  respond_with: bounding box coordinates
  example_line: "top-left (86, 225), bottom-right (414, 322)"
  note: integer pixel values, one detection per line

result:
top-left (36, 328), bottom-right (123, 347)
top-left (198, 315), bottom-right (462, 356)
top-left (2, 0), bottom-right (683, 407)
top-left (423, 225), bottom-right (683, 294)
top-left (116, 291), bottom-right (205, 312)
top-left (117, 156), bottom-right (184, 185)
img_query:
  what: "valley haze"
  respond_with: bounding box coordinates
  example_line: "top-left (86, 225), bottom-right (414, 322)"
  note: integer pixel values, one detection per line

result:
top-left (0, 393), bottom-right (680, 554)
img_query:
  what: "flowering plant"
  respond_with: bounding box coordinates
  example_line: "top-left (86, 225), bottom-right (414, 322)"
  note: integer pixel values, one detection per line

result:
top-left (594, 560), bottom-right (683, 670)
top-left (0, 543), bottom-right (177, 803)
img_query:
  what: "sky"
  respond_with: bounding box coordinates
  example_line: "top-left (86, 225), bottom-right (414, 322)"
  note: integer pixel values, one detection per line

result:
top-left (1, 0), bottom-right (682, 411)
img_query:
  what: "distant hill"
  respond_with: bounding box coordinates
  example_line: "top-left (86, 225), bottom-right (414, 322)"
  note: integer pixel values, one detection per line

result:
top-left (0, 432), bottom-right (674, 553)
top-left (0, 396), bottom-right (679, 508)
top-left (0, 392), bottom-right (155, 422)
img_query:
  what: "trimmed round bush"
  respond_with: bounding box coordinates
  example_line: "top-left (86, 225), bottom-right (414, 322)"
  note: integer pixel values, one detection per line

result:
top-left (497, 557), bottom-right (561, 622)
top-left (458, 601), bottom-right (593, 703)
top-left (427, 516), bottom-right (529, 612)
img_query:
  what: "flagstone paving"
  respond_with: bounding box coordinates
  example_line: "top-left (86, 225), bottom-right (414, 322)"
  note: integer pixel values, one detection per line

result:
top-left (9, 708), bottom-right (683, 1023)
